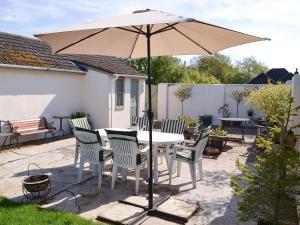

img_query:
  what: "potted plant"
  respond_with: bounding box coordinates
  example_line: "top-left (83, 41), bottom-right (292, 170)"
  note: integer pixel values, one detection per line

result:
top-left (247, 108), bottom-right (254, 118)
top-left (71, 112), bottom-right (87, 119)
top-left (209, 127), bottom-right (228, 150)
top-left (199, 115), bottom-right (212, 127)
top-left (178, 116), bottom-right (199, 134)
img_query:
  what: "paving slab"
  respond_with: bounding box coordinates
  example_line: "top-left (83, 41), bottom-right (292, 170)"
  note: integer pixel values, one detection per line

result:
top-left (157, 198), bottom-right (199, 220)
top-left (138, 216), bottom-right (181, 225)
top-left (96, 202), bottom-right (144, 225)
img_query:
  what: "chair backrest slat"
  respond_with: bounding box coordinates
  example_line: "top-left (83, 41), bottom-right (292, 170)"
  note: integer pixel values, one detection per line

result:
top-left (131, 116), bottom-right (150, 131)
top-left (74, 127), bottom-right (102, 163)
top-left (193, 126), bottom-right (211, 161)
top-left (69, 117), bottom-right (92, 130)
top-left (161, 119), bottom-right (186, 134)
top-left (106, 130), bottom-right (141, 167)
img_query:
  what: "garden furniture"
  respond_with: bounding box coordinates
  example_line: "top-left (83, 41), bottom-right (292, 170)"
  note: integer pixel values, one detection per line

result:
top-left (74, 127), bottom-right (112, 190)
top-left (53, 115), bottom-right (69, 136)
top-left (69, 117), bottom-right (95, 166)
top-left (0, 120), bottom-right (14, 149)
top-left (169, 126), bottom-right (211, 188)
top-left (131, 116), bottom-right (150, 131)
top-left (218, 117), bottom-right (250, 143)
top-left (105, 129), bottom-right (148, 195)
top-left (7, 117), bottom-right (55, 148)
top-left (98, 129), bottom-right (184, 184)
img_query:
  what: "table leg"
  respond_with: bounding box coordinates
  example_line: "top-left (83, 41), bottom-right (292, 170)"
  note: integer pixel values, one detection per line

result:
top-left (153, 144), bottom-right (158, 184)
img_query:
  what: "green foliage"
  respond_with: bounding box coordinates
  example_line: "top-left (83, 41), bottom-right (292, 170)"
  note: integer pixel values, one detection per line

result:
top-left (178, 115), bottom-right (199, 127)
top-left (246, 84), bottom-right (291, 122)
top-left (70, 112), bottom-right (87, 119)
top-left (174, 85), bottom-right (193, 115)
top-left (210, 127), bottom-right (228, 136)
top-left (0, 196), bottom-right (103, 225)
top-left (231, 96), bottom-right (300, 225)
top-left (236, 56), bottom-right (269, 76)
top-left (218, 104), bottom-right (231, 118)
top-left (123, 54), bottom-right (269, 84)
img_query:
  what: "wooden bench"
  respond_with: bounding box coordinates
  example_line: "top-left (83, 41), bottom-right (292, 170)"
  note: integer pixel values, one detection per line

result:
top-left (8, 117), bottom-right (55, 148)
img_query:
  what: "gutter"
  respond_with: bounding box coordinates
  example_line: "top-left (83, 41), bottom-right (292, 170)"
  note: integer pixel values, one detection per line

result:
top-left (114, 73), bottom-right (147, 79)
top-left (0, 63), bottom-right (86, 75)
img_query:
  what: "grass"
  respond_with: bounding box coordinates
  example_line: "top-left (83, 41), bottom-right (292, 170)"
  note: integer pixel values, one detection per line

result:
top-left (0, 196), bottom-right (107, 225)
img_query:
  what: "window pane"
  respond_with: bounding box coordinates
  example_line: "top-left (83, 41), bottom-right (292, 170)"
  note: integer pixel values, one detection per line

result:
top-left (115, 78), bottom-right (124, 107)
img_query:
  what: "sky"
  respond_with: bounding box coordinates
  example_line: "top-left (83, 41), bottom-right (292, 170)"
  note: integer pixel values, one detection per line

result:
top-left (0, 0), bottom-right (299, 72)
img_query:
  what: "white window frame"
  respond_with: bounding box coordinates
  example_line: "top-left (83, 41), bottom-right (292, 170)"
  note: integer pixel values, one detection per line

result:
top-left (115, 77), bottom-right (125, 109)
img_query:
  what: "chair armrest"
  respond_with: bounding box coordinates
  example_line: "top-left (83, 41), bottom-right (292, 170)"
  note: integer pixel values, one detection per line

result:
top-left (174, 144), bottom-right (195, 152)
top-left (139, 145), bottom-right (149, 153)
top-left (183, 139), bottom-right (195, 145)
top-left (102, 146), bottom-right (112, 151)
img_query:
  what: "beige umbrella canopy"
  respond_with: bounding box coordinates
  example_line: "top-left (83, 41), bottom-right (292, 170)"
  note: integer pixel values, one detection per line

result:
top-left (35, 9), bottom-right (268, 58)
top-left (35, 9), bottom-right (269, 212)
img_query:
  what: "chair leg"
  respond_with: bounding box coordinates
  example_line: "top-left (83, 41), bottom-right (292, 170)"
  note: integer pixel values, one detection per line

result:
top-left (135, 166), bottom-right (140, 195)
top-left (177, 161), bottom-right (181, 177)
top-left (78, 159), bottom-right (84, 183)
top-left (111, 164), bottom-right (118, 191)
top-left (93, 164), bottom-right (98, 176)
top-left (197, 160), bottom-right (203, 180)
top-left (189, 163), bottom-right (197, 189)
top-left (169, 157), bottom-right (174, 185)
top-left (121, 168), bottom-right (128, 182)
top-left (74, 145), bottom-right (79, 167)
top-left (98, 162), bottom-right (103, 189)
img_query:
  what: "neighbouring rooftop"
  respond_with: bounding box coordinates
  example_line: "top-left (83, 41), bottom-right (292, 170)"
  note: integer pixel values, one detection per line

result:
top-left (0, 31), bottom-right (145, 76)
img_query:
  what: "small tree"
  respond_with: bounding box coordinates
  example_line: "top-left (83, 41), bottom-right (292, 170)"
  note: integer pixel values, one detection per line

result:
top-left (231, 96), bottom-right (300, 225)
top-left (231, 88), bottom-right (252, 117)
top-left (174, 85), bottom-right (192, 115)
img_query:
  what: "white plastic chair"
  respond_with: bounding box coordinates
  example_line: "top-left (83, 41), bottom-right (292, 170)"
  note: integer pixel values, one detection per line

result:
top-left (69, 117), bottom-right (93, 166)
top-left (106, 129), bottom-right (148, 195)
top-left (169, 126), bottom-right (211, 188)
top-left (74, 127), bottom-right (112, 189)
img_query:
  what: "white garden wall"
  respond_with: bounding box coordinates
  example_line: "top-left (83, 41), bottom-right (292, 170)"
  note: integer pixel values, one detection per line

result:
top-left (158, 83), bottom-right (263, 125)
top-left (292, 75), bottom-right (300, 151)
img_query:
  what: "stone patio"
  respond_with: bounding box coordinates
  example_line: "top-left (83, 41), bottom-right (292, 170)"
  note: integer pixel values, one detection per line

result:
top-left (0, 133), bottom-right (256, 225)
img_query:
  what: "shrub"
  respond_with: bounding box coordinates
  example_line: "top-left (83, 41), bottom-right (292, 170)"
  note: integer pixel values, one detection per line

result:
top-left (210, 127), bottom-right (228, 136)
top-left (71, 112), bottom-right (87, 119)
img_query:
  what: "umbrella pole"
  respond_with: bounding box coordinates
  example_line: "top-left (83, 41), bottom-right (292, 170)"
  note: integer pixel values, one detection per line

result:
top-left (146, 25), bottom-right (154, 210)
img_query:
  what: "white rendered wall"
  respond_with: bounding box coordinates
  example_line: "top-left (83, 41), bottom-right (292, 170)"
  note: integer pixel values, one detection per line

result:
top-left (158, 83), bottom-right (263, 125)
top-left (0, 67), bottom-right (84, 142)
top-left (292, 75), bottom-right (300, 150)
top-left (80, 67), bottom-right (110, 129)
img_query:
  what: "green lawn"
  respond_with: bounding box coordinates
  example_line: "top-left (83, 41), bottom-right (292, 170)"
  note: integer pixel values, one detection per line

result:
top-left (0, 196), bottom-right (107, 225)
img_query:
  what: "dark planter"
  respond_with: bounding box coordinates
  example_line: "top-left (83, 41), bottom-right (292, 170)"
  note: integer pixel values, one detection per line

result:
top-left (257, 219), bottom-right (273, 225)
top-left (199, 115), bottom-right (212, 127)
top-left (209, 137), bottom-right (225, 150)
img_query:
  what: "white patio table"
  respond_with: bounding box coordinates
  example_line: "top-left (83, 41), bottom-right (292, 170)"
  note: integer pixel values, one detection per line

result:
top-left (97, 128), bottom-right (184, 184)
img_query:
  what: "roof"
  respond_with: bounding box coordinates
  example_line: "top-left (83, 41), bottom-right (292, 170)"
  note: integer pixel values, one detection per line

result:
top-left (248, 68), bottom-right (294, 84)
top-left (0, 31), bottom-right (144, 76)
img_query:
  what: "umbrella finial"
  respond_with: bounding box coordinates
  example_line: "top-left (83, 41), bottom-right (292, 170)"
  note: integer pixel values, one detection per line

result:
top-left (133, 9), bottom-right (151, 14)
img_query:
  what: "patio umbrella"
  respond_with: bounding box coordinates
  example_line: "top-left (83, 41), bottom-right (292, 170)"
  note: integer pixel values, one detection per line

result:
top-left (35, 9), bottom-right (269, 211)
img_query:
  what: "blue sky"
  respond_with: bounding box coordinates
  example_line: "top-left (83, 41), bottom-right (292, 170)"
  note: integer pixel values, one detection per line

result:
top-left (1, 0), bottom-right (299, 72)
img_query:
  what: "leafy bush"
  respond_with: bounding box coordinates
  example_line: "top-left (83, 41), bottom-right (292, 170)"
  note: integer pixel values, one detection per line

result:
top-left (246, 84), bottom-right (291, 123)
top-left (178, 115), bottom-right (199, 128)
top-left (174, 85), bottom-right (192, 115)
top-left (210, 127), bottom-right (228, 136)
top-left (231, 96), bottom-right (300, 225)
top-left (70, 112), bottom-right (87, 119)
top-left (218, 104), bottom-right (231, 118)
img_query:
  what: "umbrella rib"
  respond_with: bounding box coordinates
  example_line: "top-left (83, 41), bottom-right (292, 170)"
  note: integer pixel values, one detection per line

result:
top-left (117, 27), bottom-right (145, 35)
top-left (151, 23), bottom-right (179, 36)
top-left (55, 28), bottom-right (109, 54)
top-left (128, 25), bottom-right (142, 58)
top-left (170, 24), bottom-right (212, 54)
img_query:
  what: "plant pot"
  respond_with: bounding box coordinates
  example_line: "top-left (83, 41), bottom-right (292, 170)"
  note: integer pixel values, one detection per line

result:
top-left (257, 219), bottom-right (274, 225)
top-left (199, 115), bottom-right (212, 127)
top-left (210, 137), bottom-right (225, 150)
top-left (186, 127), bottom-right (197, 134)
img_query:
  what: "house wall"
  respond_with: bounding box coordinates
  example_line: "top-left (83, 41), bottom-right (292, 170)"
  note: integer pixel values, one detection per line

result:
top-left (80, 67), bottom-right (110, 128)
top-left (157, 83), bottom-right (263, 125)
top-left (0, 66), bottom-right (84, 142)
top-left (110, 77), bottom-right (145, 128)
top-left (0, 66), bottom-right (146, 144)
